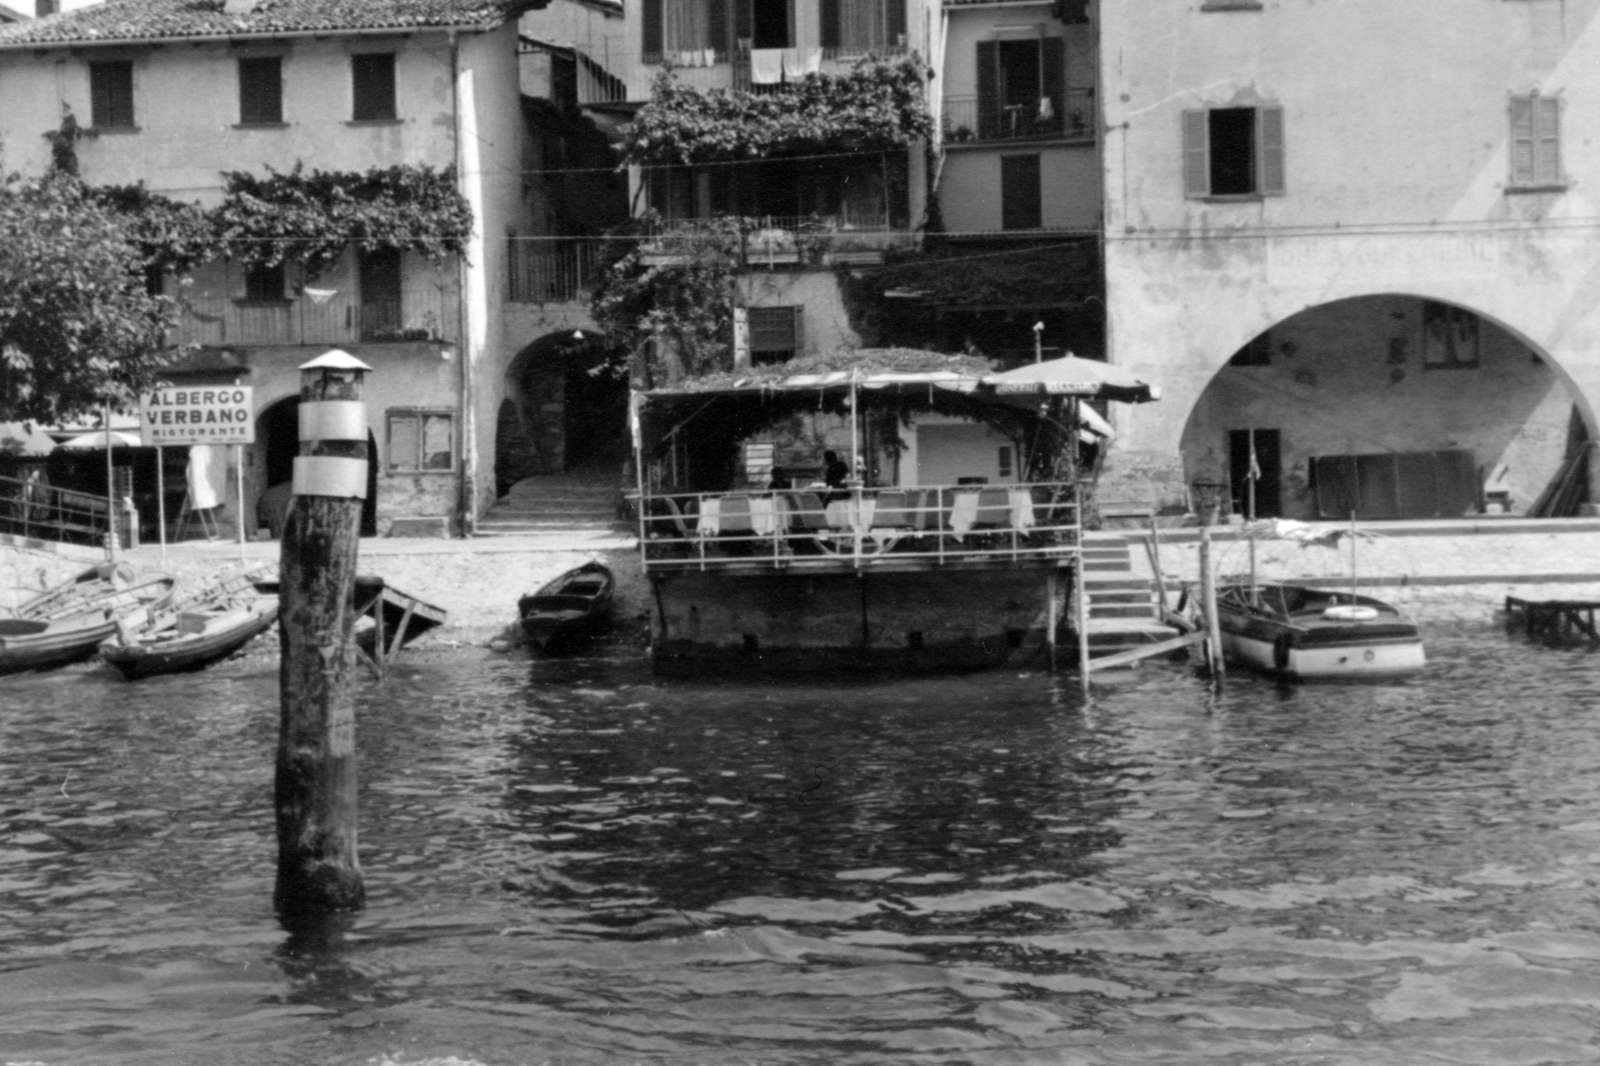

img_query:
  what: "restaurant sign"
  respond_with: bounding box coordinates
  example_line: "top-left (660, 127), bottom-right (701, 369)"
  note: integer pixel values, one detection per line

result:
top-left (139, 386), bottom-right (256, 446)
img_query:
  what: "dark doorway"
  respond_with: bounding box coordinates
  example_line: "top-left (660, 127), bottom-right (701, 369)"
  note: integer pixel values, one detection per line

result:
top-left (750, 0), bottom-right (790, 49)
top-left (359, 248), bottom-right (403, 340)
top-left (563, 356), bottom-right (630, 474)
top-left (258, 396), bottom-right (378, 536)
top-left (1229, 428), bottom-right (1281, 519)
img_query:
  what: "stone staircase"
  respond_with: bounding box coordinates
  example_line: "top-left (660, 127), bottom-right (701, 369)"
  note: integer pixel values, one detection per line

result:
top-left (475, 474), bottom-right (635, 545)
top-left (1075, 532), bottom-right (1185, 657)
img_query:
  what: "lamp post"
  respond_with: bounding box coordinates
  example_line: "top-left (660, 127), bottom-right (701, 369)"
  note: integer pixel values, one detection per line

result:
top-left (274, 349), bottom-right (371, 925)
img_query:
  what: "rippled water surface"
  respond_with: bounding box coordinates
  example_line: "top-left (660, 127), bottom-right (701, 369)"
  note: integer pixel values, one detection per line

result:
top-left (3, 624), bottom-right (1600, 1065)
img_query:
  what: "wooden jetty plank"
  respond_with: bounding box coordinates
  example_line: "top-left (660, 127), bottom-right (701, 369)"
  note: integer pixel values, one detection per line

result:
top-left (1087, 630), bottom-right (1206, 673)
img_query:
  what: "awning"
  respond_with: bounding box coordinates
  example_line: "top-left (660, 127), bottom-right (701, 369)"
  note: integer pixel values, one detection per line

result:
top-left (983, 354), bottom-right (1160, 404)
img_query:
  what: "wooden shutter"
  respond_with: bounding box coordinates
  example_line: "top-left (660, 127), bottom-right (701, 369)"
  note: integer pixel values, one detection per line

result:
top-left (351, 53), bottom-right (395, 120)
top-left (90, 61), bottom-right (134, 129)
top-left (642, 0), bottom-right (664, 59)
top-left (238, 57), bottom-right (282, 125)
top-left (1257, 105), bottom-right (1285, 195)
top-left (734, 0), bottom-right (752, 46)
top-left (709, 0), bottom-right (730, 56)
top-left (1508, 95), bottom-right (1535, 185)
top-left (1182, 109), bottom-right (1209, 197)
top-left (1533, 95), bottom-right (1560, 184)
top-left (820, 0), bottom-right (840, 49)
top-left (976, 40), bottom-right (998, 139)
top-left (1000, 154), bottom-right (1042, 230)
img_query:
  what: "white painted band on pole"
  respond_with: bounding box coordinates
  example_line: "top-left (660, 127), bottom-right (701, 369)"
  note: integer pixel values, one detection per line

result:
top-left (292, 456), bottom-right (368, 499)
top-left (298, 400), bottom-right (368, 442)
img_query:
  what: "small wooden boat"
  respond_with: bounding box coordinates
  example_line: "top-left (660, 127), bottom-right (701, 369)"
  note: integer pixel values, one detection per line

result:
top-left (1215, 583), bottom-right (1425, 682)
top-left (517, 561), bottom-right (614, 653)
top-left (0, 570), bottom-right (175, 676)
top-left (99, 567), bottom-right (279, 680)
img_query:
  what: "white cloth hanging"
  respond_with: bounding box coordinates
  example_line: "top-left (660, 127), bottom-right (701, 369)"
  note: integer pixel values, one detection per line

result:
top-left (750, 48), bottom-right (783, 84)
top-left (783, 47), bottom-right (822, 77)
top-left (186, 444), bottom-right (228, 511)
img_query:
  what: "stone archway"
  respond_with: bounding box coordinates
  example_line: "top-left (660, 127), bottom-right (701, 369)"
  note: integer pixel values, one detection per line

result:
top-left (496, 330), bottom-right (625, 493)
top-left (1176, 294), bottom-right (1591, 521)
top-left (255, 395), bottom-right (378, 536)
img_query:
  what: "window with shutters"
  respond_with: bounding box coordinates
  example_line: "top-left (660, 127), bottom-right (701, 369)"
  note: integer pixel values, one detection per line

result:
top-left (1508, 93), bottom-right (1563, 191)
top-left (971, 37), bottom-right (1067, 141)
top-left (351, 52), bottom-right (397, 121)
top-left (238, 57), bottom-right (283, 126)
top-left (1182, 105), bottom-right (1285, 199)
top-left (1000, 154), bottom-right (1042, 230)
top-left (748, 306), bottom-right (802, 364)
top-left (643, 0), bottom-right (792, 62)
top-left (89, 60), bottom-right (135, 130)
top-left (820, 0), bottom-right (906, 57)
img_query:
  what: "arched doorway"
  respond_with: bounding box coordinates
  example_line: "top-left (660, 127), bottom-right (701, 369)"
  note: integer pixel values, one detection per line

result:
top-left (256, 395), bottom-right (378, 536)
top-left (497, 330), bottom-right (627, 493)
top-left (1179, 294), bottom-right (1589, 521)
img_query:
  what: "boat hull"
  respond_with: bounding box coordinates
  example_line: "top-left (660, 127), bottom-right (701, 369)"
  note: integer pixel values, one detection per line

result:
top-left (0, 617), bottom-right (119, 675)
top-left (518, 563), bottom-right (614, 654)
top-left (101, 603), bottom-right (279, 680)
top-left (1216, 584), bottom-right (1425, 682)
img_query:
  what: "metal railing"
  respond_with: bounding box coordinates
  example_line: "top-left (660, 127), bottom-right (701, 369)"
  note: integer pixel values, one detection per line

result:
top-left (942, 89), bottom-right (1095, 144)
top-left (0, 473), bottom-right (122, 549)
top-left (171, 288), bottom-right (456, 347)
top-left (507, 238), bottom-right (607, 304)
top-left (636, 480), bottom-right (1083, 572)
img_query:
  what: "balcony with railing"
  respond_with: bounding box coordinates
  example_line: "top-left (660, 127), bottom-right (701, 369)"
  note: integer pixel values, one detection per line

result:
top-left (507, 238), bottom-right (608, 304)
top-left (171, 288), bottom-right (456, 348)
top-left (942, 89), bottom-right (1095, 146)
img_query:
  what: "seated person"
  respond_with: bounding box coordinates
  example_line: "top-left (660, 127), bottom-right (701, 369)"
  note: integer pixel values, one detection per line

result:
top-left (768, 465), bottom-right (792, 491)
top-left (822, 450), bottom-right (849, 501)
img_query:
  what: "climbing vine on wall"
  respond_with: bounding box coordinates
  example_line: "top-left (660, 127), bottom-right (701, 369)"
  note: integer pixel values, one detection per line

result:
top-left (622, 55), bottom-right (932, 166)
top-left (589, 215), bottom-right (745, 386)
top-left (211, 164), bottom-right (474, 278)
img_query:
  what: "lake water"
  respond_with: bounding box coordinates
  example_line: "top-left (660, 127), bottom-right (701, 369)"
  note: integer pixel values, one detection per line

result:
top-left (2, 624), bottom-right (1599, 1066)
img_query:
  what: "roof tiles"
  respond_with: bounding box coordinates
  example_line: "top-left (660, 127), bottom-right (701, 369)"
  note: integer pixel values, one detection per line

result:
top-left (0, 0), bottom-right (535, 48)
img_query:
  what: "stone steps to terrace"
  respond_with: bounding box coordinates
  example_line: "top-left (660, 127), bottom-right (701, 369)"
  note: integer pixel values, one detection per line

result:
top-left (476, 474), bottom-right (634, 542)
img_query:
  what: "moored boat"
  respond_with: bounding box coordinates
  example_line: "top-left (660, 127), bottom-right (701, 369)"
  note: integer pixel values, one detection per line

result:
top-left (0, 570), bottom-right (175, 676)
top-left (99, 567), bottom-right (279, 680)
top-left (1215, 582), bottom-right (1425, 682)
top-left (517, 562), bottom-right (614, 653)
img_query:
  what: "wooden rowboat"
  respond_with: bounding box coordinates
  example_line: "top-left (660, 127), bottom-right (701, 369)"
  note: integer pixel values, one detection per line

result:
top-left (100, 567), bottom-right (279, 680)
top-left (0, 570), bottom-right (175, 676)
top-left (517, 562), bottom-right (614, 653)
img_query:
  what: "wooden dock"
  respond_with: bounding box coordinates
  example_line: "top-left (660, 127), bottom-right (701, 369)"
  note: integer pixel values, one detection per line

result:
top-left (254, 574), bottom-right (447, 677)
top-left (1505, 596), bottom-right (1600, 643)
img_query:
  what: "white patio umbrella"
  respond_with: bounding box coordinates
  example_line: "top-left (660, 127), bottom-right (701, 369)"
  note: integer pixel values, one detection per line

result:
top-left (984, 354), bottom-right (1161, 404)
top-left (56, 429), bottom-right (144, 449)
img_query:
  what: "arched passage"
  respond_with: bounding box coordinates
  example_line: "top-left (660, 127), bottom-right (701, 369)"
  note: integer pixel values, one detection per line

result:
top-left (1178, 293), bottom-right (1592, 521)
top-left (496, 330), bottom-right (627, 494)
top-left (255, 395), bottom-right (378, 536)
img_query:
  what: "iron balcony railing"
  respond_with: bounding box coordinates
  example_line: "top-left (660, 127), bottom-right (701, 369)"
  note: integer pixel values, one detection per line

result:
top-left (507, 237), bottom-right (607, 304)
top-left (636, 480), bottom-right (1083, 573)
top-left (941, 89), bottom-right (1095, 145)
top-left (0, 472), bottom-right (124, 549)
top-left (171, 288), bottom-right (456, 348)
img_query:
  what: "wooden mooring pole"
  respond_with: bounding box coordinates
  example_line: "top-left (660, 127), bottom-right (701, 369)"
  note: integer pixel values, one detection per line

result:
top-left (275, 350), bottom-right (372, 924)
top-left (1198, 522), bottom-right (1226, 684)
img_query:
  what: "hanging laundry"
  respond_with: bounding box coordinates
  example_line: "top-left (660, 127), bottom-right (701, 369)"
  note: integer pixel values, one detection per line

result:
top-left (750, 48), bottom-right (783, 84)
top-left (186, 444), bottom-right (228, 512)
top-left (784, 47), bottom-right (822, 77)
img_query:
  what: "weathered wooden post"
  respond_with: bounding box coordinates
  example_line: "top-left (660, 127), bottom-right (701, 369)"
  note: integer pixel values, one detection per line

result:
top-left (275, 350), bottom-right (371, 924)
top-left (1192, 480), bottom-right (1227, 684)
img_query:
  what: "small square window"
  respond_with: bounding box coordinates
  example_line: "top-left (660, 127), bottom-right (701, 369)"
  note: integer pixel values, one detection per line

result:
top-left (1183, 105), bottom-right (1285, 198)
top-left (238, 56), bottom-right (283, 125)
top-left (352, 53), bottom-right (397, 121)
top-left (1422, 301), bottom-right (1480, 369)
top-left (748, 306), bottom-right (803, 365)
top-left (387, 410), bottom-right (455, 472)
top-left (89, 60), bottom-right (135, 129)
top-left (242, 262), bottom-right (286, 303)
top-left (1508, 93), bottom-right (1563, 191)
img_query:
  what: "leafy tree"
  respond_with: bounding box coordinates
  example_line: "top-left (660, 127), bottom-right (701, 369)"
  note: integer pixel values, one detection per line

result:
top-left (0, 174), bottom-right (175, 424)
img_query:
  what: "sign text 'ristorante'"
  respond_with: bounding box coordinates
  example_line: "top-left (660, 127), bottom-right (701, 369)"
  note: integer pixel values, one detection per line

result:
top-left (139, 387), bottom-right (256, 446)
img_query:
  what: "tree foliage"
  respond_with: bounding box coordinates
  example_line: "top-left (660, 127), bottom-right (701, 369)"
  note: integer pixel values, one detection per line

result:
top-left (211, 163), bottom-right (474, 278)
top-left (0, 175), bottom-right (175, 424)
top-left (622, 55), bottom-right (932, 166)
top-left (589, 215), bottom-right (745, 386)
